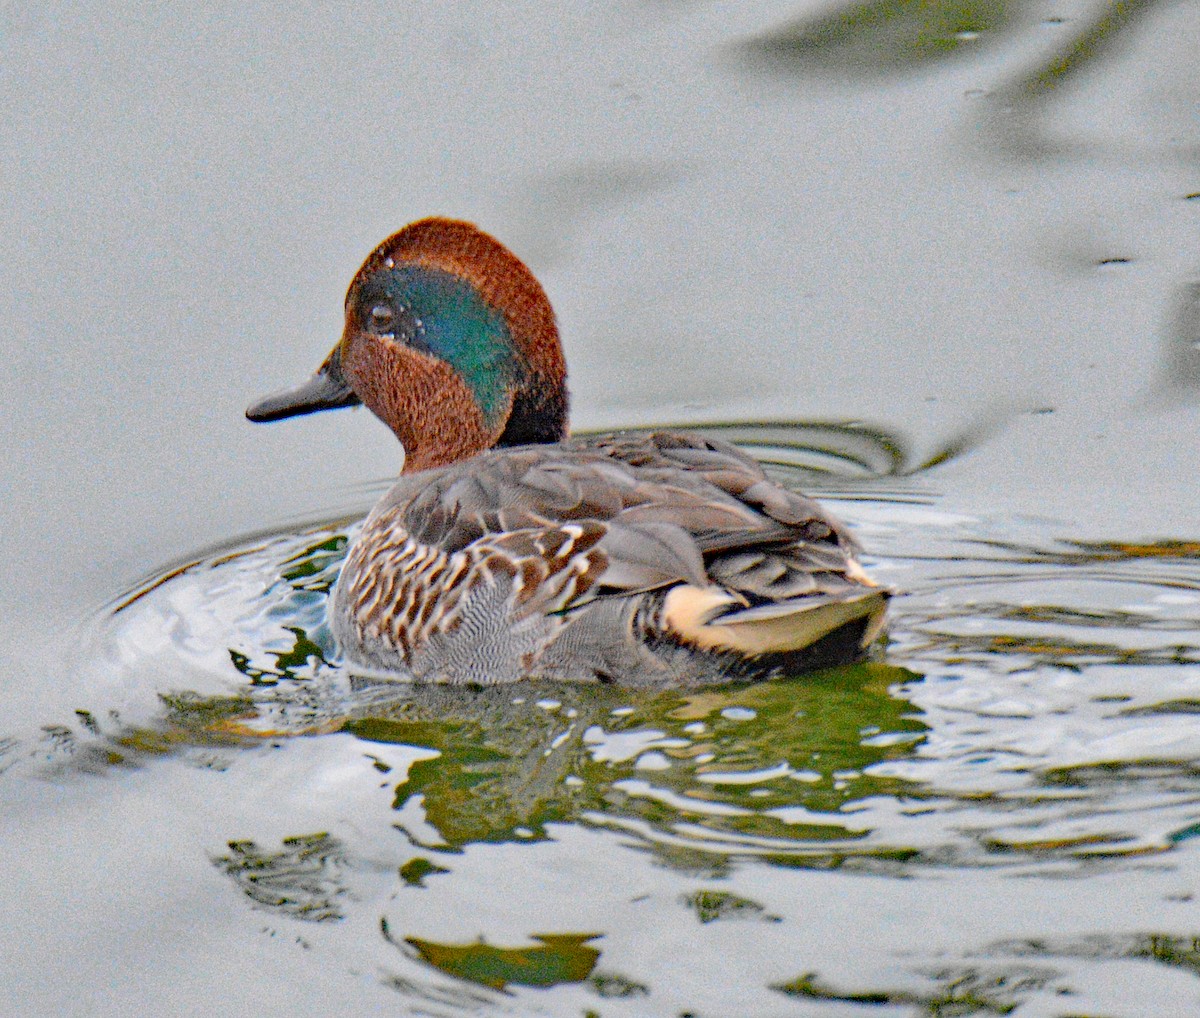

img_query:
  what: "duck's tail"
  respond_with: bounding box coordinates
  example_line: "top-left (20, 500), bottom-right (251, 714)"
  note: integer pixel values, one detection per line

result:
top-left (661, 584), bottom-right (890, 660)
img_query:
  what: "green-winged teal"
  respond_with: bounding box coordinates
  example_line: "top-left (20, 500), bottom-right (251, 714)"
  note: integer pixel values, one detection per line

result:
top-left (247, 218), bottom-right (889, 685)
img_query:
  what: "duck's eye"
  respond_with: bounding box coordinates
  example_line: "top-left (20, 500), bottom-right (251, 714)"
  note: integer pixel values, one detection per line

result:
top-left (369, 304), bottom-right (394, 331)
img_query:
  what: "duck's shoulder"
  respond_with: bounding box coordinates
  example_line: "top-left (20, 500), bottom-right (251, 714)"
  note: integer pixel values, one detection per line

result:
top-left (367, 430), bottom-right (852, 557)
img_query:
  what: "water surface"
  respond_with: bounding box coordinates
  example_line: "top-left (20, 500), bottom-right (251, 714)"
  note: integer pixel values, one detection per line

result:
top-left (4, 2), bottom-right (1200, 1015)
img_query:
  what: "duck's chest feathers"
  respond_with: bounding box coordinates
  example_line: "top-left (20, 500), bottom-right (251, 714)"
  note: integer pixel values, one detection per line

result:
top-left (331, 507), bottom-right (610, 684)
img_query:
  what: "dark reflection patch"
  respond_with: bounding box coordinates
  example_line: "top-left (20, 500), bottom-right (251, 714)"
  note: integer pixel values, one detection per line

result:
top-left (399, 931), bottom-right (602, 991)
top-left (212, 832), bottom-right (347, 922)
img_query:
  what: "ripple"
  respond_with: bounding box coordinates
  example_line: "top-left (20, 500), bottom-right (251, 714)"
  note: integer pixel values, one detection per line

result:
top-left (23, 424), bottom-right (1196, 876)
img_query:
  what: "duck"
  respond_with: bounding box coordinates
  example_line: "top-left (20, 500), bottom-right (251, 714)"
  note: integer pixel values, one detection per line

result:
top-left (247, 218), bottom-right (889, 686)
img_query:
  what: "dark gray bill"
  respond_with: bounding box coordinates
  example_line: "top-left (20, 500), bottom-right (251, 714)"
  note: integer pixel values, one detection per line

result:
top-left (245, 349), bottom-right (361, 422)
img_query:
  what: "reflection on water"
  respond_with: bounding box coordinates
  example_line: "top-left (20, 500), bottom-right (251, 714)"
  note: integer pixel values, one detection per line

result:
top-left (213, 832), bottom-right (348, 923)
top-left (735, 0), bottom-right (1011, 76)
top-left (1000, 0), bottom-right (1161, 103)
top-left (396, 931), bottom-right (603, 992)
top-left (733, 0), bottom-right (1162, 97)
top-left (337, 663), bottom-right (923, 863)
top-left (17, 421), bottom-right (1200, 1012)
top-left (775, 965), bottom-right (1060, 1013)
top-left (900, 535), bottom-right (1200, 670)
top-left (645, 419), bottom-right (998, 481)
top-left (773, 932), bottom-right (1200, 1014)
top-left (736, 0), bottom-right (1187, 178)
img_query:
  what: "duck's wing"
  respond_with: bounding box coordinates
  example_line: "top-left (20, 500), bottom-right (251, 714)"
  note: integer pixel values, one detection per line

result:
top-left (565, 432), bottom-right (890, 657)
top-left (364, 431), bottom-right (884, 626)
top-left (572, 431), bottom-right (868, 602)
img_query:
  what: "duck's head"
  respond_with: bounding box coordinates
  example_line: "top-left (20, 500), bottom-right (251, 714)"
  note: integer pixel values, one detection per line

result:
top-left (247, 218), bottom-right (568, 472)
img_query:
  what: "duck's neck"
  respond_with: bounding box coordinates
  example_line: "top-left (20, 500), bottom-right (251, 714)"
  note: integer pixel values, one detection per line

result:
top-left (495, 378), bottom-right (569, 448)
top-left (397, 376), bottom-right (568, 473)
top-left (340, 342), bottom-right (489, 474)
top-left (344, 319), bottom-right (570, 473)
top-left (385, 373), bottom-right (569, 475)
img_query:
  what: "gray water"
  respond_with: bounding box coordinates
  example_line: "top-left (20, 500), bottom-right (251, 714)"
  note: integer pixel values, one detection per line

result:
top-left (4, 2), bottom-right (1200, 1015)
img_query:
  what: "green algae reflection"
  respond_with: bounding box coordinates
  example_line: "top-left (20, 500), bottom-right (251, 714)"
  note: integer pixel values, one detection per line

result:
top-left (398, 931), bottom-right (602, 991)
top-left (342, 662), bottom-right (926, 864)
top-left (738, 0), bottom-right (1010, 76)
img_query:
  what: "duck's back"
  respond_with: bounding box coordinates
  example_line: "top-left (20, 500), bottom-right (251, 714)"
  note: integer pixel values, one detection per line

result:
top-left (331, 431), bottom-right (888, 685)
